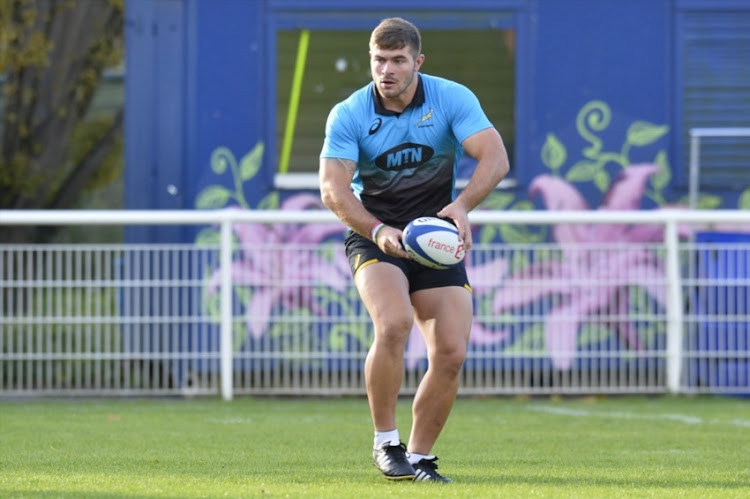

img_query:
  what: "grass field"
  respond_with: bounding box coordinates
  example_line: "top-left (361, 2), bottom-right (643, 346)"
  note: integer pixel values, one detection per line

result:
top-left (1, 395), bottom-right (749, 498)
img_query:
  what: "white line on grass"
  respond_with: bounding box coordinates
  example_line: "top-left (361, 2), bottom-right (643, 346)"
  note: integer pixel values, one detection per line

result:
top-left (528, 405), bottom-right (750, 428)
top-left (209, 417), bottom-right (255, 424)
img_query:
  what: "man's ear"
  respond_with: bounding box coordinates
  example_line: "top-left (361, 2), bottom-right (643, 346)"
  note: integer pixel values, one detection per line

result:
top-left (415, 53), bottom-right (425, 72)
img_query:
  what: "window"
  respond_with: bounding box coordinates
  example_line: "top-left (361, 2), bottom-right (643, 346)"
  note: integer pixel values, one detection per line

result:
top-left (274, 20), bottom-right (516, 189)
top-left (678, 8), bottom-right (750, 189)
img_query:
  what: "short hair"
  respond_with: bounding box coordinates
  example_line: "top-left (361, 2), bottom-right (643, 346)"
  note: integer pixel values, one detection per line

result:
top-left (369, 17), bottom-right (421, 56)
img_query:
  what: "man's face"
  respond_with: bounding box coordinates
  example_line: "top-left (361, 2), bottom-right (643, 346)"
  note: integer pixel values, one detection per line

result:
top-left (369, 45), bottom-right (423, 100)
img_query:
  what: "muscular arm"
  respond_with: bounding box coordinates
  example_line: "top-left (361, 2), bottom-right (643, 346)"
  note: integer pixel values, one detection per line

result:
top-left (319, 157), bottom-right (409, 257)
top-left (437, 127), bottom-right (509, 249)
top-left (456, 127), bottom-right (509, 212)
top-left (319, 158), bottom-right (374, 238)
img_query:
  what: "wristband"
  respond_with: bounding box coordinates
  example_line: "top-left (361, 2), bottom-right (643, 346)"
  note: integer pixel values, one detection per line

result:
top-left (370, 222), bottom-right (386, 242)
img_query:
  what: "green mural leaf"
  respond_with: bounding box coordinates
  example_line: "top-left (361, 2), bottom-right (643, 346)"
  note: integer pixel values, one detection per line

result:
top-left (594, 170), bottom-right (610, 192)
top-left (578, 324), bottom-right (613, 347)
top-left (650, 150), bottom-right (671, 190)
top-left (480, 192), bottom-right (515, 210)
top-left (513, 200), bottom-right (535, 210)
top-left (475, 293), bottom-right (499, 318)
top-left (240, 142), bottom-right (264, 181)
top-left (269, 309), bottom-right (312, 338)
top-left (499, 224), bottom-right (546, 244)
top-left (268, 321), bottom-right (284, 338)
top-left (313, 286), bottom-right (352, 313)
top-left (501, 224), bottom-right (547, 244)
top-left (480, 312), bottom-right (516, 328)
top-left (479, 225), bottom-right (498, 244)
top-left (210, 146), bottom-right (235, 175)
top-left (626, 121), bottom-right (669, 147)
top-left (699, 194), bottom-right (723, 210)
top-left (509, 252), bottom-right (529, 273)
top-left (257, 191), bottom-right (280, 210)
top-left (739, 188), bottom-right (750, 210)
top-left (508, 201), bottom-right (549, 243)
top-left (233, 322), bottom-right (249, 351)
top-left (194, 227), bottom-right (221, 247)
top-left (196, 185), bottom-right (231, 209)
top-left (565, 161), bottom-right (601, 182)
top-left (577, 100), bottom-right (610, 159)
top-left (202, 288), bottom-right (221, 322)
top-left (234, 286), bottom-right (253, 306)
top-left (328, 325), bottom-right (348, 351)
top-left (678, 193), bottom-right (723, 210)
top-left (541, 133), bottom-right (567, 170)
top-left (737, 187), bottom-right (750, 210)
top-left (503, 323), bottom-right (545, 354)
top-left (628, 287), bottom-right (665, 347)
top-left (329, 324), bottom-right (372, 351)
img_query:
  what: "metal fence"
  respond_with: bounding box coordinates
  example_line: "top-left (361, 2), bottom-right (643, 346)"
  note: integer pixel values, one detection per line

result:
top-left (1, 209), bottom-right (749, 398)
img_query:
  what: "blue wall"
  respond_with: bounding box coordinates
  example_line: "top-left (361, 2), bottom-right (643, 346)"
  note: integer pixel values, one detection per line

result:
top-left (526, 0), bottom-right (673, 202)
top-left (124, 0), bottom-right (740, 242)
top-left (125, 1), bottom-right (185, 242)
top-left (125, 0), bottom-right (270, 242)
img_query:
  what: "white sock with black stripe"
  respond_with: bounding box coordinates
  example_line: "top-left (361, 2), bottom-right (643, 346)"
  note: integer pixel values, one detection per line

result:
top-left (373, 429), bottom-right (400, 449)
top-left (408, 452), bottom-right (435, 465)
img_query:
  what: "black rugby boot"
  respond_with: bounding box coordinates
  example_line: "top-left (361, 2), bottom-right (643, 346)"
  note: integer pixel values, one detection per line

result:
top-left (412, 456), bottom-right (453, 483)
top-left (372, 442), bottom-right (416, 480)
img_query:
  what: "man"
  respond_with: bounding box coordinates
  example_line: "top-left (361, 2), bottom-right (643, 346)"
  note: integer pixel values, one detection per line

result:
top-left (319, 17), bottom-right (509, 483)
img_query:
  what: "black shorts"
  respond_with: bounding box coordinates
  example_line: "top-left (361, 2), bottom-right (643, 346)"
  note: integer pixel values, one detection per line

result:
top-left (344, 231), bottom-right (471, 294)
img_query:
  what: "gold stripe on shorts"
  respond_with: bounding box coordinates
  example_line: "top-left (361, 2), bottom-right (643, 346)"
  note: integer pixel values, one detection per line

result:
top-left (353, 258), bottom-right (379, 279)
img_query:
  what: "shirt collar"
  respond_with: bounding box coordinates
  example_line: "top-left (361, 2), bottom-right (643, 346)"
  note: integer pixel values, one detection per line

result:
top-left (371, 74), bottom-right (425, 116)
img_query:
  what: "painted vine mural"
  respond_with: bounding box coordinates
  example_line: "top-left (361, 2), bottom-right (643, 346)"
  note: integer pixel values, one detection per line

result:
top-left (194, 100), bottom-right (750, 372)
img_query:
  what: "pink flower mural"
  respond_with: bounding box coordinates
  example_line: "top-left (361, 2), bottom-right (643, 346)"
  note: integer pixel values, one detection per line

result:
top-left (206, 194), bottom-right (350, 343)
top-left (492, 165), bottom-right (670, 370)
top-left (203, 187), bottom-right (509, 363)
top-left (197, 105), bottom-right (750, 379)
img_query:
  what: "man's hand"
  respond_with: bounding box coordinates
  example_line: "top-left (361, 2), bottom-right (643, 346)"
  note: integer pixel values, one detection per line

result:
top-left (442, 127), bottom-right (508, 253)
top-left (374, 225), bottom-right (410, 258)
top-left (437, 202), bottom-right (472, 251)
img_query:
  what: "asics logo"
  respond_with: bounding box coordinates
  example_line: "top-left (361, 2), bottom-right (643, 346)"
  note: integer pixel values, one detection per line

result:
top-left (369, 118), bottom-right (382, 135)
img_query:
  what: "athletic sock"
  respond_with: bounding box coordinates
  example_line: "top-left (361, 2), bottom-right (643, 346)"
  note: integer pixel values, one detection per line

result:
top-left (408, 452), bottom-right (435, 465)
top-left (374, 429), bottom-right (400, 449)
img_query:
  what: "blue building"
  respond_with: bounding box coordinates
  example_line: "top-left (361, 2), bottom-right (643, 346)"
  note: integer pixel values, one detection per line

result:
top-left (124, 0), bottom-right (750, 243)
top-left (119, 0), bottom-right (750, 388)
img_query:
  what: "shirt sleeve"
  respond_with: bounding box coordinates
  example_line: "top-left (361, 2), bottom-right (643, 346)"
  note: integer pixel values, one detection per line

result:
top-left (446, 82), bottom-right (493, 144)
top-left (320, 102), bottom-right (360, 162)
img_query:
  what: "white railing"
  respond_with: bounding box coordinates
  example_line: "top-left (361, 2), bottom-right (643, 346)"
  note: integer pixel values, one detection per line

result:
top-left (1, 209), bottom-right (749, 399)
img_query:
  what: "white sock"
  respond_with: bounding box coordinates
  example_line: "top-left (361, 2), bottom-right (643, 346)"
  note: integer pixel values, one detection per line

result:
top-left (408, 452), bottom-right (435, 465)
top-left (373, 429), bottom-right (400, 449)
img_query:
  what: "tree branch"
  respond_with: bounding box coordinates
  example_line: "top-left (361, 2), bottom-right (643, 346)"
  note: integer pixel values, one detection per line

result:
top-left (48, 107), bottom-right (123, 210)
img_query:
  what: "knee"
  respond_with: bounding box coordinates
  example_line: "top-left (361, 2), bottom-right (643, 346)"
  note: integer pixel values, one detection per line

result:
top-left (430, 344), bottom-right (467, 378)
top-left (373, 313), bottom-right (413, 348)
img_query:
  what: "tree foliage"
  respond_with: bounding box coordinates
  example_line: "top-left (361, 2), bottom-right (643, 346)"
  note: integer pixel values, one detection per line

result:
top-left (0, 0), bottom-right (124, 242)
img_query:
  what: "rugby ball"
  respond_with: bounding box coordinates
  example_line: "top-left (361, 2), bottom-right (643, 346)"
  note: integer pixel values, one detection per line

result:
top-left (402, 217), bottom-right (465, 269)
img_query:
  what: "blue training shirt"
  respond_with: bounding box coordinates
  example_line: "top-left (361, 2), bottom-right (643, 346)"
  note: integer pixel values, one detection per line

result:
top-left (320, 73), bottom-right (493, 229)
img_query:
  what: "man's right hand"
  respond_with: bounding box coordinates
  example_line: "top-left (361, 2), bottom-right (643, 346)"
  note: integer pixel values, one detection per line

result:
top-left (374, 225), bottom-right (410, 259)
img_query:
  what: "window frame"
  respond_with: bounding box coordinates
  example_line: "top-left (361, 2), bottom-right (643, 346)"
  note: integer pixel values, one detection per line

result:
top-left (673, 0), bottom-right (750, 191)
top-left (266, 8), bottom-right (528, 191)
